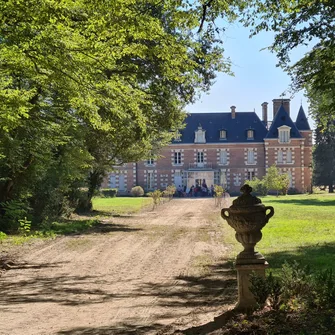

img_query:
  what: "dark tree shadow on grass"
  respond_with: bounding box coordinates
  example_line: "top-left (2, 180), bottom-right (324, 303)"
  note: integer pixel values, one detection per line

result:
top-left (269, 198), bottom-right (335, 206)
top-left (76, 210), bottom-right (136, 218)
top-left (264, 242), bottom-right (335, 271)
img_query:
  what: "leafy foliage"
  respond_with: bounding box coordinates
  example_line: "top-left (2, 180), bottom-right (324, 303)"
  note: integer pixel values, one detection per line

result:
top-left (148, 190), bottom-right (162, 209)
top-left (250, 262), bottom-right (335, 312)
top-left (0, 0), bottom-right (233, 225)
top-left (165, 185), bottom-right (176, 200)
top-left (310, 93), bottom-right (335, 192)
top-left (244, 178), bottom-right (268, 196)
top-left (245, 165), bottom-right (290, 196)
top-left (100, 189), bottom-right (118, 198)
top-left (130, 186), bottom-right (145, 197)
top-left (239, 1), bottom-right (335, 121)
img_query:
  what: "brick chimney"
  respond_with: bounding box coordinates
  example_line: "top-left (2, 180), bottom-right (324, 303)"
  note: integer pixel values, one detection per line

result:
top-left (230, 105), bottom-right (236, 119)
top-left (261, 102), bottom-right (268, 124)
top-left (273, 98), bottom-right (290, 119)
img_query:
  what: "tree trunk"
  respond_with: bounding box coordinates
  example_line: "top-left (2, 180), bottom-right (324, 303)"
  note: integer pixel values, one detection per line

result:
top-left (329, 184), bottom-right (334, 193)
top-left (0, 179), bottom-right (14, 203)
top-left (76, 168), bottom-right (106, 213)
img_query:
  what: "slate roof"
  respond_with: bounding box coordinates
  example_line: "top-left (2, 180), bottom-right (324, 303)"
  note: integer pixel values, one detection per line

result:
top-left (174, 112), bottom-right (268, 143)
top-left (295, 106), bottom-right (311, 130)
top-left (265, 105), bottom-right (302, 139)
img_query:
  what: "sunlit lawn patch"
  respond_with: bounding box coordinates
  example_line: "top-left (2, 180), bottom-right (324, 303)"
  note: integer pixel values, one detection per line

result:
top-left (92, 197), bottom-right (152, 214)
top-left (221, 193), bottom-right (335, 272)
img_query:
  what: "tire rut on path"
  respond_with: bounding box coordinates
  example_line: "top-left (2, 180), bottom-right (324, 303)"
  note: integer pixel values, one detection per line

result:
top-left (0, 198), bottom-right (236, 335)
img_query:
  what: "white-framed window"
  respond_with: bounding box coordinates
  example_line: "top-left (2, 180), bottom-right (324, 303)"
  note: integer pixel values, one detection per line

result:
top-left (247, 149), bottom-right (255, 164)
top-left (219, 170), bottom-right (227, 188)
top-left (195, 126), bottom-right (206, 143)
top-left (247, 129), bottom-right (254, 140)
top-left (277, 149), bottom-right (283, 163)
top-left (220, 150), bottom-right (228, 165)
top-left (174, 152), bottom-right (181, 165)
top-left (147, 171), bottom-right (154, 190)
top-left (197, 151), bottom-right (204, 163)
top-left (286, 149), bottom-right (292, 163)
top-left (147, 158), bottom-right (154, 165)
top-left (220, 130), bottom-right (227, 139)
top-left (278, 126), bottom-right (291, 143)
top-left (287, 170), bottom-right (293, 187)
top-left (247, 171), bottom-right (255, 180)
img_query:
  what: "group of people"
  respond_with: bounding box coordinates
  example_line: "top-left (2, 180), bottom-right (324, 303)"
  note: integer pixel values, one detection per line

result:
top-left (176, 181), bottom-right (215, 197)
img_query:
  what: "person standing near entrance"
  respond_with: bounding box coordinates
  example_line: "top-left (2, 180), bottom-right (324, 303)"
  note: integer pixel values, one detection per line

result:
top-left (177, 185), bottom-right (183, 197)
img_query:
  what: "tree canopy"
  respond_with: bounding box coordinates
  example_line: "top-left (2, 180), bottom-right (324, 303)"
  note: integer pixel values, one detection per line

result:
top-left (0, 0), bottom-right (237, 227)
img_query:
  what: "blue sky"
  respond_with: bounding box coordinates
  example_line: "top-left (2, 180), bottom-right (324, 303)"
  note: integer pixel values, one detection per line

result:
top-left (187, 23), bottom-right (314, 128)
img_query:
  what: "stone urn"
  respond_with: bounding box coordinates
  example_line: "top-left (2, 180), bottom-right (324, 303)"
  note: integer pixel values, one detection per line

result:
top-left (221, 184), bottom-right (274, 265)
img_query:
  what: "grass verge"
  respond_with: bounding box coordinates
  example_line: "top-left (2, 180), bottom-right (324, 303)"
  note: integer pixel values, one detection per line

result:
top-left (92, 196), bottom-right (152, 214)
top-left (220, 193), bottom-right (335, 273)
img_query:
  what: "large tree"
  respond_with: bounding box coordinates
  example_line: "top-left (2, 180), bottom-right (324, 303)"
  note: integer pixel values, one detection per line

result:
top-left (308, 89), bottom-right (335, 192)
top-left (0, 0), bottom-right (236, 223)
top-left (239, 1), bottom-right (335, 120)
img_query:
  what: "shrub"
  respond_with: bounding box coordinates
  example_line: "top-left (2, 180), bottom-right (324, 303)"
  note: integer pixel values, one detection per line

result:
top-left (100, 188), bottom-right (117, 198)
top-left (165, 185), bottom-right (176, 200)
top-left (245, 178), bottom-right (268, 196)
top-left (0, 200), bottom-right (30, 233)
top-left (131, 186), bottom-right (144, 197)
top-left (148, 190), bottom-right (162, 208)
top-left (18, 217), bottom-right (32, 236)
top-left (249, 262), bottom-right (335, 311)
top-left (0, 231), bottom-right (7, 240)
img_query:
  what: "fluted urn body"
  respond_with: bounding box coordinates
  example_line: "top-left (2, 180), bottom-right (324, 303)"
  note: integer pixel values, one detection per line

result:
top-left (221, 185), bottom-right (274, 265)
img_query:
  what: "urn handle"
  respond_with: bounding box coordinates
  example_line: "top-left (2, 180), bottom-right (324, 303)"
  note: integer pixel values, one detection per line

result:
top-left (221, 208), bottom-right (230, 219)
top-left (265, 206), bottom-right (274, 220)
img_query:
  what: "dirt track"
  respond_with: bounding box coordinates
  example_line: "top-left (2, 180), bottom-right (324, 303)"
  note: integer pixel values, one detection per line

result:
top-left (0, 198), bottom-right (236, 335)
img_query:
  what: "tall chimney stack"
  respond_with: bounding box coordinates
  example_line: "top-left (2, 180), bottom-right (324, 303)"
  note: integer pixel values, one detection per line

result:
top-left (261, 102), bottom-right (268, 124)
top-left (273, 98), bottom-right (290, 119)
top-left (230, 105), bottom-right (236, 119)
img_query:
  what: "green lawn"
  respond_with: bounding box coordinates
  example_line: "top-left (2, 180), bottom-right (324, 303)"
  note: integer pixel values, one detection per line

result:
top-left (92, 196), bottom-right (153, 214)
top-left (221, 193), bottom-right (335, 272)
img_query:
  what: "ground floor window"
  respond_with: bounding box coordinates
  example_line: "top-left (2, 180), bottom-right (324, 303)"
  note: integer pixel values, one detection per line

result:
top-left (247, 171), bottom-right (255, 180)
top-left (147, 172), bottom-right (154, 190)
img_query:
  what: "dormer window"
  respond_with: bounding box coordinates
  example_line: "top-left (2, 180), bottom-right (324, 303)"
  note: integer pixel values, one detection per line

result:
top-left (220, 129), bottom-right (227, 140)
top-left (278, 125), bottom-right (291, 143)
top-left (247, 129), bottom-right (254, 140)
top-left (147, 158), bottom-right (154, 165)
top-left (194, 125), bottom-right (206, 143)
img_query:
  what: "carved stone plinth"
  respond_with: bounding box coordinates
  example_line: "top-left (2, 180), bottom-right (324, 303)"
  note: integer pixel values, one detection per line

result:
top-left (235, 262), bottom-right (268, 311)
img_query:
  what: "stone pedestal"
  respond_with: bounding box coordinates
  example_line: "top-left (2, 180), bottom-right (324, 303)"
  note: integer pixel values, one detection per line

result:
top-left (235, 262), bottom-right (268, 311)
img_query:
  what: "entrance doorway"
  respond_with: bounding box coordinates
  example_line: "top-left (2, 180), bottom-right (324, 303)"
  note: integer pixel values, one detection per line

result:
top-left (186, 171), bottom-right (214, 189)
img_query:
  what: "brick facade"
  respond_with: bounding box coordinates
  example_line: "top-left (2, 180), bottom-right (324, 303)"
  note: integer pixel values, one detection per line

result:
top-left (102, 100), bottom-right (313, 194)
